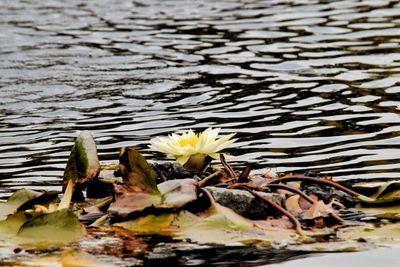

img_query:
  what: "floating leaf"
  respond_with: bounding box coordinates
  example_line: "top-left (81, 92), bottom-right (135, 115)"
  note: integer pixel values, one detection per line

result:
top-left (337, 222), bottom-right (400, 246)
top-left (354, 180), bottom-right (400, 204)
top-left (64, 130), bottom-right (100, 184)
top-left (60, 249), bottom-right (100, 267)
top-left (18, 250), bottom-right (100, 267)
top-left (17, 209), bottom-right (85, 246)
top-left (0, 212), bottom-right (28, 236)
top-left (108, 184), bottom-right (162, 217)
top-left (354, 206), bottom-right (400, 220)
top-left (201, 188), bottom-right (253, 231)
top-left (116, 213), bottom-right (176, 235)
top-left (0, 189), bottom-right (40, 220)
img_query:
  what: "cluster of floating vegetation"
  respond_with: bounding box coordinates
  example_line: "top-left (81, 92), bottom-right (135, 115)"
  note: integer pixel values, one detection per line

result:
top-left (1, 129), bottom-right (400, 266)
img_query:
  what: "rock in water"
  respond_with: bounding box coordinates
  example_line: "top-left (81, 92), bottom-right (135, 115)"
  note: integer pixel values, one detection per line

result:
top-left (205, 186), bottom-right (283, 219)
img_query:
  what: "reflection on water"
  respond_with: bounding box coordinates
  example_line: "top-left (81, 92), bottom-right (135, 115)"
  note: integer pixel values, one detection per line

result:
top-left (1, 0), bottom-right (400, 196)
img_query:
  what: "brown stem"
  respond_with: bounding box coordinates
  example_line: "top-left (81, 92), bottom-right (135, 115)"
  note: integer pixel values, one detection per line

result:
top-left (266, 183), bottom-right (345, 224)
top-left (268, 175), bottom-right (360, 197)
top-left (265, 184), bottom-right (315, 204)
top-left (198, 170), bottom-right (224, 187)
top-left (227, 182), bottom-right (265, 191)
top-left (220, 154), bottom-right (236, 178)
top-left (239, 186), bottom-right (304, 236)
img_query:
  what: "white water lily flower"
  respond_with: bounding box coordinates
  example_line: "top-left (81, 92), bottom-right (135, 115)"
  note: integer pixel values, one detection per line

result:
top-left (149, 128), bottom-right (237, 170)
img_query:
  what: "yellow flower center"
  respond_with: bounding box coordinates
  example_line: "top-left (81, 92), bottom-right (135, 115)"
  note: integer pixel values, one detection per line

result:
top-left (178, 136), bottom-right (198, 148)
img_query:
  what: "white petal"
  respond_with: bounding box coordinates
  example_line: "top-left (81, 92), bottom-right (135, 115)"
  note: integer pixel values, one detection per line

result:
top-left (218, 138), bottom-right (237, 151)
top-left (202, 127), bottom-right (219, 143)
top-left (195, 135), bottom-right (207, 152)
top-left (149, 138), bottom-right (173, 153)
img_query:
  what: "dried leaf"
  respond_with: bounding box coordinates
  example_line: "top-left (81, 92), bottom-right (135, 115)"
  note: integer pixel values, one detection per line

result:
top-left (285, 195), bottom-right (303, 216)
top-left (118, 148), bottom-right (159, 194)
top-left (108, 184), bottom-right (162, 217)
top-left (355, 180), bottom-right (400, 204)
top-left (302, 200), bottom-right (335, 220)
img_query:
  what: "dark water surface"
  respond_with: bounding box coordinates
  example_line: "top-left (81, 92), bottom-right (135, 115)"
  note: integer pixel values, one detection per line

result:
top-left (2, 0), bottom-right (400, 195)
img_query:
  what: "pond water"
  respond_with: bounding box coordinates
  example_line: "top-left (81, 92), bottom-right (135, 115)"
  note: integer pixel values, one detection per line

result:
top-left (1, 0), bottom-right (400, 265)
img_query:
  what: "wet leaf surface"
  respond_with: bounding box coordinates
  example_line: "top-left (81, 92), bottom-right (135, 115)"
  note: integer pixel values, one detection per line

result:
top-left (118, 148), bottom-right (159, 194)
top-left (17, 209), bottom-right (85, 246)
top-left (0, 189), bottom-right (41, 220)
top-left (63, 131), bottom-right (100, 184)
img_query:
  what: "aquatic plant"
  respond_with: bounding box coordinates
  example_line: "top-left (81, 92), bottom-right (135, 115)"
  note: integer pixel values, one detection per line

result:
top-left (149, 128), bottom-right (237, 171)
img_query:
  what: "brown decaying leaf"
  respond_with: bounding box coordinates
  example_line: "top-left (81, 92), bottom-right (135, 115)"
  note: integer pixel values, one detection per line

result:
top-left (285, 195), bottom-right (303, 216)
top-left (302, 199), bottom-right (335, 220)
top-left (118, 148), bottom-right (159, 194)
top-left (108, 184), bottom-right (162, 217)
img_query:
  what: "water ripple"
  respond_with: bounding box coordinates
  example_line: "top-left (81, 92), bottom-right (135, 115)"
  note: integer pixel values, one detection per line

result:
top-left (1, 0), bottom-right (400, 195)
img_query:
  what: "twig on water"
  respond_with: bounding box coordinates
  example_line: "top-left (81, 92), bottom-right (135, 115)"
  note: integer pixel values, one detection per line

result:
top-left (220, 154), bottom-right (236, 178)
top-left (198, 169), bottom-right (224, 187)
top-left (237, 165), bottom-right (252, 183)
top-left (265, 184), bottom-right (315, 204)
top-left (238, 185), bottom-right (305, 236)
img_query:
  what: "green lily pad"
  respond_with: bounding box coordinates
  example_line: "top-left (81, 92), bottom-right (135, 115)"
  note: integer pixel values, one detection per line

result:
top-left (0, 189), bottom-right (41, 220)
top-left (0, 212), bottom-right (28, 236)
top-left (116, 213), bottom-right (176, 235)
top-left (17, 209), bottom-right (85, 246)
